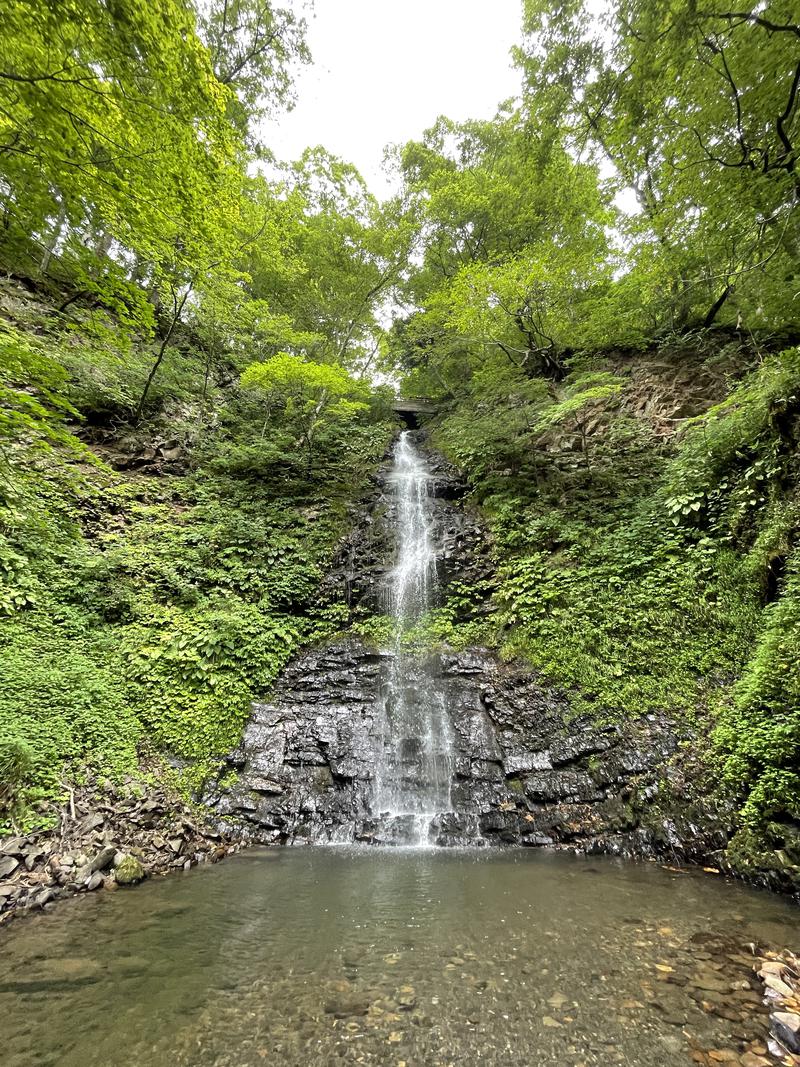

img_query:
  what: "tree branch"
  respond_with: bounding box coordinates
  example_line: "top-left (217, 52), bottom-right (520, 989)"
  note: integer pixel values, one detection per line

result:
top-left (0, 67), bottom-right (101, 87)
top-left (703, 12), bottom-right (800, 39)
top-left (776, 59), bottom-right (800, 184)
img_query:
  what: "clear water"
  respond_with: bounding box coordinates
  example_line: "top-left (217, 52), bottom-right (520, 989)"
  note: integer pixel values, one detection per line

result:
top-left (1, 848), bottom-right (797, 1066)
top-left (373, 431), bottom-right (454, 839)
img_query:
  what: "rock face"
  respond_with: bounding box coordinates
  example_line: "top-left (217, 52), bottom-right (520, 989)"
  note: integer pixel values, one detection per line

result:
top-left (319, 434), bottom-right (493, 616)
top-left (205, 431), bottom-right (729, 861)
top-left (204, 637), bottom-right (712, 855)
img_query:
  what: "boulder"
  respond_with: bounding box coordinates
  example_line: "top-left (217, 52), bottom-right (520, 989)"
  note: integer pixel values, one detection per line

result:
top-left (90, 845), bottom-right (118, 874)
top-left (0, 836), bottom-right (25, 856)
top-left (0, 856), bottom-right (19, 879)
top-left (113, 854), bottom-right (146, 885)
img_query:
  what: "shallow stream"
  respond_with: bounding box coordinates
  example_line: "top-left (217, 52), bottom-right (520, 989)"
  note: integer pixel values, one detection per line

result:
top-left (1, 848), bottom-right (797, 1066)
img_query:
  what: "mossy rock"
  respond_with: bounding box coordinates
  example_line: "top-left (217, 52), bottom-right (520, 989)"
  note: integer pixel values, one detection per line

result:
top-left (114, 854), bottom-right (146, 886)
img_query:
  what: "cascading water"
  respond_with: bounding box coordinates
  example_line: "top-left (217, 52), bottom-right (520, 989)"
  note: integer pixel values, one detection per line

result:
top-left (372, 431), bottom-right (455, 845)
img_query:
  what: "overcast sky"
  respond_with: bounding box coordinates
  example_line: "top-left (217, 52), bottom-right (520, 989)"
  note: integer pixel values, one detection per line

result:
top-left (265, 0), bottom-right (524, 196)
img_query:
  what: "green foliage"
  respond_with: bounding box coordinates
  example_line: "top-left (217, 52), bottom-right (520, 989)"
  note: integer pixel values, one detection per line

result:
top-left (664, 347), bottom-right (800, 542)
top-left (0, 734), bottom-right (34, 820)
top-left (354, 608), bottom-right (489, 654)
top-left (2, 0), bottom-right (799, 885)
top-left (0, 324), bottom-right (78, 453)
top-left (0, 0), bottom-right (416, 828)
top-left (241, 352), bottom-right (370, 422)
top-left (517, 0), bottom-right (800, 334)
top-left (352, 614), bottom-right (396, 647)
top-left (433, 356), bottom-right (551, 486)
top-left (0, 613), bottom-right (142, 826)
top-left (656, 347), bottom-right (800, 842)
top-left (59, 334), bottom-right (208, 424)
top-left (0, 283), bottom-right (392, 827)
top-left (121, 601), bottom-right (303, 771)
top-left (535, 370), bottom-right (623, 430)
top-left (389, 108), bottom-right (614, 397)
top-left (197, 0), bottom-right (310, 138)
top-left (0, 416), bottom-right (388, 823)
top-left (494, 510), bottom-right (759, 720)
top-left (717, 563), bottom-right (800, 827)
top-left (234, 151), bottom-right (412, 374)
top-left (0, 0), bottom-right (244, 318)
top-left (433, 334), bottom-right (799, 863)
top-left (534, 369), bottom-right (625, 467)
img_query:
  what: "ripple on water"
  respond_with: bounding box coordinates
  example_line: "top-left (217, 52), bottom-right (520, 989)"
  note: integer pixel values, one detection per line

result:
top-left (0, 848), bottom-right (797, 1067)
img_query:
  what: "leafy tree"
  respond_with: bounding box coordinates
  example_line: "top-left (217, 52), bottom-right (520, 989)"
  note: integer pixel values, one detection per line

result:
top-left (240, 353), bottom-right (370, 470)
top-left (197, 0), bottom-right (311, 142)
top-left (388, 105), bottom-right (614, 407)
top-left (517, 0), bottom-right (800, 333)
top-left (0, 0), bottom-right (238, 288)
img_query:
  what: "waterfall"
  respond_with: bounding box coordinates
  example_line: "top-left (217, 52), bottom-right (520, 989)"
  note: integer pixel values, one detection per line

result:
top-left (372, 431), bottom-right (455, 845)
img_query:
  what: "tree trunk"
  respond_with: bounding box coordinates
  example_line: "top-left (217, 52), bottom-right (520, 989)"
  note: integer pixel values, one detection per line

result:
top-left (702, 285), bottom-right (733, 329)
top-left (39, 204), bottom-right (66, 275)
top-left (133, 287), bottom-right (191, 425)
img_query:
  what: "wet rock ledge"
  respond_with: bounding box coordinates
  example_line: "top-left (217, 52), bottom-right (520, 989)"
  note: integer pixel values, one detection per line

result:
top-left (0, 771), bottom-right (240, 926)
top-left (320, 431), bottom-right (494, 614)
top-left (203, 637), bottom-right (727, 861)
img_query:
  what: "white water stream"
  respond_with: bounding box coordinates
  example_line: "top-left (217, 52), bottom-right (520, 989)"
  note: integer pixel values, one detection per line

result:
top-left (372, 431), bottom-right (455, 844)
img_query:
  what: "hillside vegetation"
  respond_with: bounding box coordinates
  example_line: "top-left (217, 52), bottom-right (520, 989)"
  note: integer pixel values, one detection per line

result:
top-left (0, 0), bottom-right (397, 824)
top-left (0, 0), bottom-right (799, 884)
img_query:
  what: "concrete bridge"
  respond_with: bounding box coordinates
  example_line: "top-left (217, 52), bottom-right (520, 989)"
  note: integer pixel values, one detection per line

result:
top-left (391, 397), bottom-right (437, 427)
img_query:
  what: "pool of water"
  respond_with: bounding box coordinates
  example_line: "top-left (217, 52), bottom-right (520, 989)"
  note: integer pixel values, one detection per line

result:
top-left (1, 848), bottom-right (796, 1066)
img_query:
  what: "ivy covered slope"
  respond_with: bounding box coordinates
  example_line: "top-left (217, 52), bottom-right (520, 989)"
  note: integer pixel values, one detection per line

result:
top-left (387, 0), bottom-right (800, 886)
top-left (421, 339), bottom-right (797, 882)
top-left (0, 0), bottom-right (405, 831)
top-left (0, 279), bottom-right (393, 829)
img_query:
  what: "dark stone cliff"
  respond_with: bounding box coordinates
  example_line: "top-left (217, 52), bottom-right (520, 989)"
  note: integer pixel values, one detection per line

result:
top-left (204, 636), bottom-right (727, 857)
top-left (204, 432), bottom-right (733, 867)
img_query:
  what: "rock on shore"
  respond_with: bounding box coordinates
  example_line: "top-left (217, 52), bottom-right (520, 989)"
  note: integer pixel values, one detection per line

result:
top-left (0, 771), bottom-right (240, 926)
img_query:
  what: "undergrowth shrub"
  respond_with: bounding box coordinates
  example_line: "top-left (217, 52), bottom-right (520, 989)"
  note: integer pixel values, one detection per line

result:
top-left (120, 601), bottom-right (306, 779)
top-left (0, 614), bottom-right (142, 828)
top-left (0, 303), bottom-right (394, 826)
top-left (0, 734), bottom-right (34, 821)
top-left (494, 507), bottom-right (759, 719)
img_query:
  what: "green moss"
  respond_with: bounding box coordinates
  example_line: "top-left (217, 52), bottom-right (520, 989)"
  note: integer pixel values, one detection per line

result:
top-left (114, 854), bottom-right (146, 885)
top-left (598, 797), bottom-right (636, 833)
top-left (0, 614), bottom-right (142, 828)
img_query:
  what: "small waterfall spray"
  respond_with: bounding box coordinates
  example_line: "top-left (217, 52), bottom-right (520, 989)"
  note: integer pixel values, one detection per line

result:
top-left (372, 431), bottom-right (455, 845)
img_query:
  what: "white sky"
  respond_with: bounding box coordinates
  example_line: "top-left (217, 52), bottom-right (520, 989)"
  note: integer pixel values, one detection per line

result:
top-left (265, 0), bottom-right (524, 197)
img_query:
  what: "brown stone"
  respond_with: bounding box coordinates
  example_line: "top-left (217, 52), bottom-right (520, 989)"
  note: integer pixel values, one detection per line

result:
top-left (764, 974), bottom-right (794, 998)
top-left (757, 961), bottom-right (786, 976)
top-left (713, 1006), bottom-right (744, 1023)
top-left (692, 973), bottom-right (732, 994)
